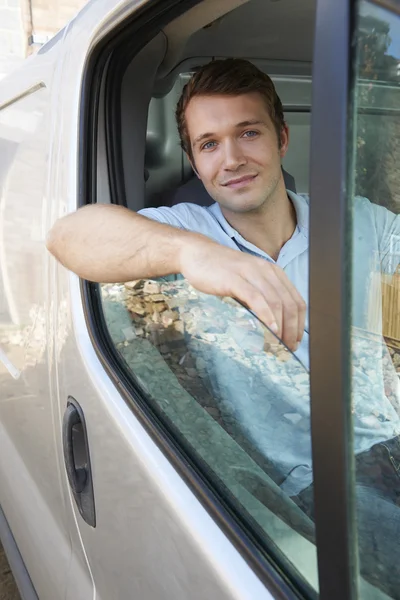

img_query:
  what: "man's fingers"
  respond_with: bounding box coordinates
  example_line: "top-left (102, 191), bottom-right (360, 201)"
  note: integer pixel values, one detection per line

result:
top-left (242, 275), bottom-right (285, 339)
top-left (233, 278), bottom-right (280, 334)
top-left (270, 266), bottom-right (307, 345)
top-left (261, 283), bottom-right (297, 350)
top-left (296, 299), bottom-right (306, 346)
top-left (240, 265), bottom-right (299, 351)
top-left (264, 272), bottom-right (299, 350)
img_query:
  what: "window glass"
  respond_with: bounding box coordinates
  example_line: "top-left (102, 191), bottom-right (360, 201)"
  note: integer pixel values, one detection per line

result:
top-left (350, 2), bottom-right (400, 597)
top-left (101, 0), bottom-right (318, 585)
top-left (100, 279), bottom-right (319, 592)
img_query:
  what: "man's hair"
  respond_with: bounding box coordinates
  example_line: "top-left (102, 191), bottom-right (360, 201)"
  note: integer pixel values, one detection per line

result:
top-left (175, 58), bottom-right (285, 163)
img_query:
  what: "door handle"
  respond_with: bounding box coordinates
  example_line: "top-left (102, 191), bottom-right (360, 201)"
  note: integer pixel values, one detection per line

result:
top-left (63, 397), bottom-right (96, 527)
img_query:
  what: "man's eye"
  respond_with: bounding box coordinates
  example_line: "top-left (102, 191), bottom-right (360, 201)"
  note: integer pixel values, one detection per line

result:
top-left (242, 130), bottom-right (259, 138)
top-left (201, 141), bottom-right (217, 151)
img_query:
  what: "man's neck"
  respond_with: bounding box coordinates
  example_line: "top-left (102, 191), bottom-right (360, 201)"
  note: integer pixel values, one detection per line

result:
top-left (220, 185), bottom-right (297, 261)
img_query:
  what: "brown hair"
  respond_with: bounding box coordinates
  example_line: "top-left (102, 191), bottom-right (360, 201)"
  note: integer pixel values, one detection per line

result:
top-left (175, 58), bottom-right (285, 163)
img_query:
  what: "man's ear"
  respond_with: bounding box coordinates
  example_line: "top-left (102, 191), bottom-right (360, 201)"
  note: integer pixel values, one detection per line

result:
top-left (279, 123), bottom-right (290, 159)
top-left (187, 153), bottom-right (200, 178)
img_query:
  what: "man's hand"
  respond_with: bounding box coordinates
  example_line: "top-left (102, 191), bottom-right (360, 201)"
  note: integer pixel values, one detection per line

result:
top-left (179, 237), bottom-right (306, 352)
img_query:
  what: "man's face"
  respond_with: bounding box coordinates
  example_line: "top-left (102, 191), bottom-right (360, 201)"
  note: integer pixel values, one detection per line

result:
top-left (186, 92), bottom-right (289, 214)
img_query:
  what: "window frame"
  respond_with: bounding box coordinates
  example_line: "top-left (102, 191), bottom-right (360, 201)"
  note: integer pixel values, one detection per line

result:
top-left (308, 0), bottom-right (358, 598)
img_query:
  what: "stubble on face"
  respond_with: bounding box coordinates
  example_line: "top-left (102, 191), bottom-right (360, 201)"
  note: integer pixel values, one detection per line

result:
top-left (185, 93), bottom-right (288, 218)
top-left (211, 155), bottom-right (283, 218)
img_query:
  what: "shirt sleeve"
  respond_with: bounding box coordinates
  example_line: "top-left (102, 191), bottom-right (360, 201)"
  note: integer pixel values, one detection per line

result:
top-left (137, 206), bottom-right (193, 283)
top-left (138, 206), bottom-right (190, 230)
top-left (371, 202), bottom-right (400, 274)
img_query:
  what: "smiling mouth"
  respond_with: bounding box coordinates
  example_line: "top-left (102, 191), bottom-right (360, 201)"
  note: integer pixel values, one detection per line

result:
top-left (222, 174), bottom-right (258, 188)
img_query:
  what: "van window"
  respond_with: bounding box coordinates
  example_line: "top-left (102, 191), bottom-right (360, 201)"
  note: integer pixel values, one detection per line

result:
top-left (100, 279), bottom-right (318, 591)
top-left (96, 0), bottom-right (319, 592)
top-left (350, 1), bottom-right (400, 597)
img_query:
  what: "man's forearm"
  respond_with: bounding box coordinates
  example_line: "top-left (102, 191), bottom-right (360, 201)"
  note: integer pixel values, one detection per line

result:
top-left (46, 203), bottom-right (307, 350)
top-left (46, 204), bottom-right (198, 282)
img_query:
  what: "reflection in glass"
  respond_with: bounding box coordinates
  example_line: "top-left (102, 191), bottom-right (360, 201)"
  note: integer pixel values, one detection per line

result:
top-left (101, 278), bottom-right (319, 592)
top-left (351, 2), bottom-right (400, 597)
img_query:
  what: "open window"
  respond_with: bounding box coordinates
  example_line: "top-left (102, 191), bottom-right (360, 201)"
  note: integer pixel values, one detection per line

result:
top-left (84, 0), bottom-right (319, 596)
top-left (110, 1), bottom-right (314, 213)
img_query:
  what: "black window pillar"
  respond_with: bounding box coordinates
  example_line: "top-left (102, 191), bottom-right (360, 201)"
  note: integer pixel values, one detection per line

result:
top-left (309, 0), bottom-right (358, 598)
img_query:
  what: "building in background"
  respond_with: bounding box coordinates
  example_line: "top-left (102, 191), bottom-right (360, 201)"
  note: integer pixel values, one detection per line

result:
top-left (0, 0), bottom-right (87, 80)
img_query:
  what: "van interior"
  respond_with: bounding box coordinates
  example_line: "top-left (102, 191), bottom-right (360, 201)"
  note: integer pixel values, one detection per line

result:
top-left (97, 0), bottom-right (315, 211)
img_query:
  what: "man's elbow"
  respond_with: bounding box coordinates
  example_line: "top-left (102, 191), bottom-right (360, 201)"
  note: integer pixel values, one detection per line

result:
top-left (46, 218), bottom-right (66, 262)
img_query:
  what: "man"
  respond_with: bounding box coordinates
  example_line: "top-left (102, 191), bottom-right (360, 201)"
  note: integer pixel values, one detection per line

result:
top-left (48, 59), bottom-right (400, 594)
top-left (48, 59), bottom-right (306, 355)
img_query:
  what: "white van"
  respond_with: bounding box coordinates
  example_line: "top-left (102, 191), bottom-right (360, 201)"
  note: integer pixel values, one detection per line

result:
top-left (0, 0), bottom-right (400, 599)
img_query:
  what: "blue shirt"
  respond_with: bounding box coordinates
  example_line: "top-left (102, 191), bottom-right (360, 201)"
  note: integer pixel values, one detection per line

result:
top-left (139, 192), bottom-right (400, 494)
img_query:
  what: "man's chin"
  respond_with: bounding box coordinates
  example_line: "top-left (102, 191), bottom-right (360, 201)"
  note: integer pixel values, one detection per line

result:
top-left (217, 195), bottom-right (266, 215)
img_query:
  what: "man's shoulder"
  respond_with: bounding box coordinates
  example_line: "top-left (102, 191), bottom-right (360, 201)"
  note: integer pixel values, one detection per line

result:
top-left (353, 195), bottom-right (397, 226)
top-left (138, 202), bottom-right (221, 232)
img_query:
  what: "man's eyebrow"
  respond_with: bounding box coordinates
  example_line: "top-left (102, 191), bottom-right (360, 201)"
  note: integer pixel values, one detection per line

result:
top-left (193, 132), bottom-right (215, 146)
top-left (193, 120), bottom-right (266, 147)
top-left (235, 119), bottom-right (266, 128)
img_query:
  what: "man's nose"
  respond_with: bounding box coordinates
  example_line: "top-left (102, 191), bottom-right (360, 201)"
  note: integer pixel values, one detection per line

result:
top-left (222, 140), bottom-right (247, 170)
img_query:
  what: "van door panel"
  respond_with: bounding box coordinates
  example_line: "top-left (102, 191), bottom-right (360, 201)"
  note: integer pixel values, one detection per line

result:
top-left (55, 277), bottom-right (273, 599)
top-left (0, 84), bottom-right (71, 598)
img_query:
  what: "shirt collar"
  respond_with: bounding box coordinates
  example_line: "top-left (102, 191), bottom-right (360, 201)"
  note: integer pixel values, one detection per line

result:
top-left (207, 190), bottom-right (310, 238)
top-left (288, 190), bottom-right (309, 232)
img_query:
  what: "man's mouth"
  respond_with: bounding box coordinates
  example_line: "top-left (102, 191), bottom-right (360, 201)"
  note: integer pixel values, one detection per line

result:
top-left (221, 174), bottom-right (258, 189)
